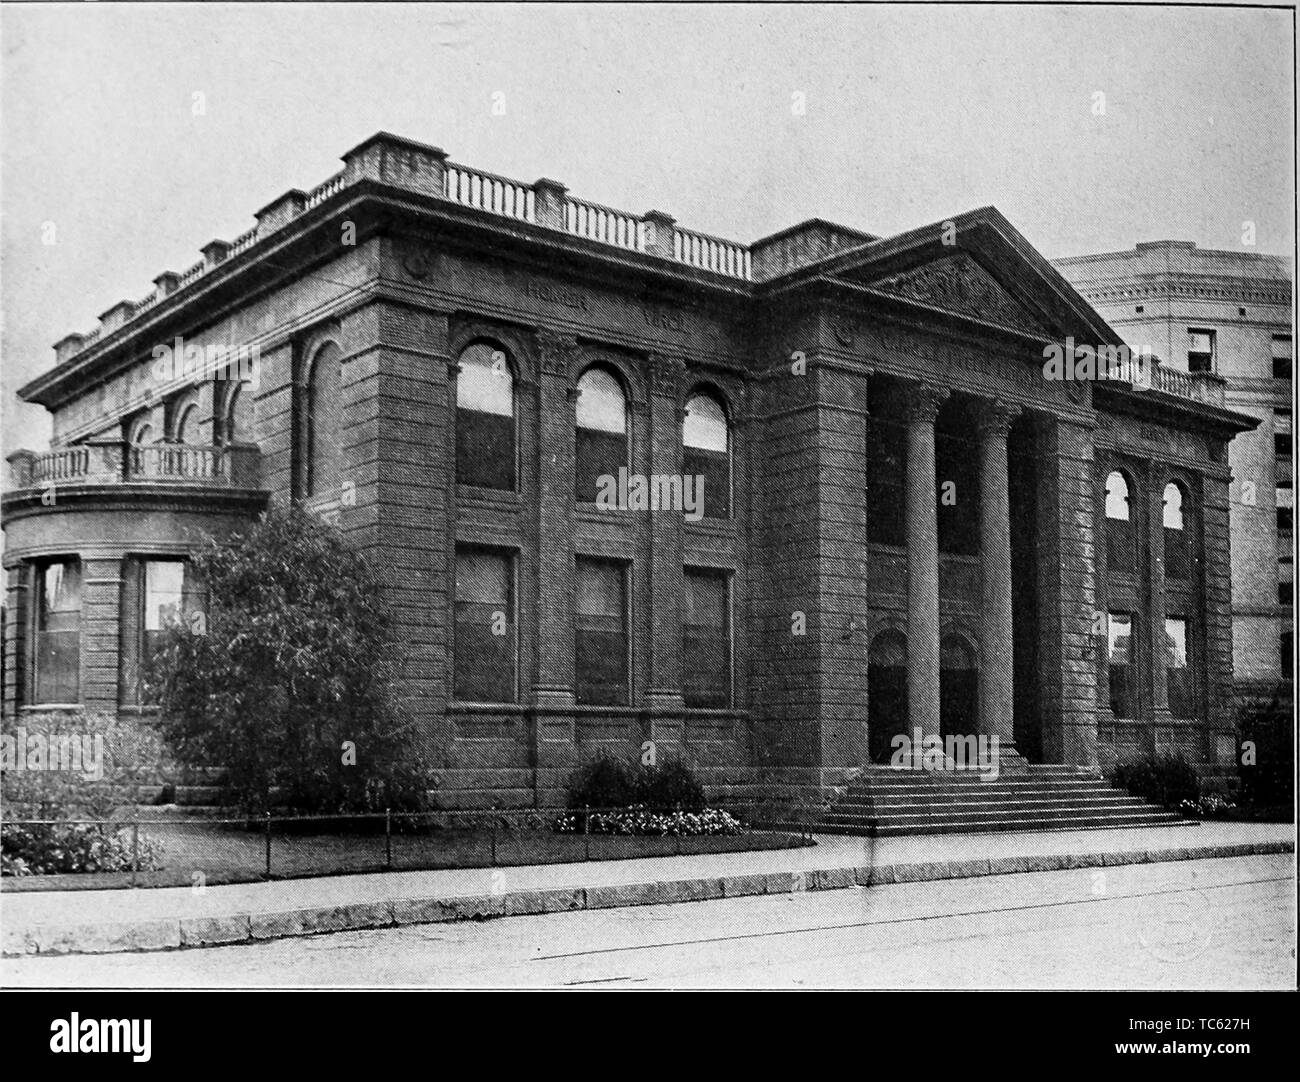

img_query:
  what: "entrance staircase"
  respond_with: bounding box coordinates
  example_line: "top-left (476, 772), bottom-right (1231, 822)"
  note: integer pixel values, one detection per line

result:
top-left (799, 764), bottom-right (1188, 837)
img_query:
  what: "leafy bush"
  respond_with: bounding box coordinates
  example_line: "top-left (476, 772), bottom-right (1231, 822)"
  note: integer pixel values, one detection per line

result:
top-left (1111, 753), bottom-right (1200, 809)
top-left (565, 754), bottom-right (707, 811)
top-left (553, 806), bottom-right (742, 836)
top-left (147, 507), bottom-right (432, 815)
top-left (1236, 695), bottom-right (1294, 809)
top-left (1, 821), bottom-right (161, 877)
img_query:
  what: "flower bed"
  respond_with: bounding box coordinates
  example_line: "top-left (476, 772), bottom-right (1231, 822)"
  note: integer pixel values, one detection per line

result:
top-left (553, 805), bottom-right (743, 837)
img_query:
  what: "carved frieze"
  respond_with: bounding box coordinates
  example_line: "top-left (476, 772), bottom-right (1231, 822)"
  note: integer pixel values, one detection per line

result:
top-left (536, 328), bottom-right (580, 378)
top-left (871, 252), bottom-right (1052, 337)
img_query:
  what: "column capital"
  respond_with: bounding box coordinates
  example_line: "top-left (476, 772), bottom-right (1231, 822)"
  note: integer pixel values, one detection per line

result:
top-left (902, 382), bottom-right (949, 424)
top-left (975, 398), bottom-right (1022, 439)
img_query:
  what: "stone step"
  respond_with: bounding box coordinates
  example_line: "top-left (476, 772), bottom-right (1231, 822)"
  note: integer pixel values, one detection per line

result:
top-left (822, 804), bottom-right (1178, 827)
top-left (835, 796), bottom-right (1152, 815)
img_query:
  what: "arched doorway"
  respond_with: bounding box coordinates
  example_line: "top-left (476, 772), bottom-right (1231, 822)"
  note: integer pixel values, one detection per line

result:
top-left (868, 629), bottom-right (908, 763)
top-left (940, 634), bottom-right (978, 740)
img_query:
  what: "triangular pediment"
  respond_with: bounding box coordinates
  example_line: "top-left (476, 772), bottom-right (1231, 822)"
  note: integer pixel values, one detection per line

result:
top-left (863, 251), bottom-right (1054, 337)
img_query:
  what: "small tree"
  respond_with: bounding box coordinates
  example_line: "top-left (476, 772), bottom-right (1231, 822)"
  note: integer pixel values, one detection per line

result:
top-left (149, 507), bottom-right (430, 815)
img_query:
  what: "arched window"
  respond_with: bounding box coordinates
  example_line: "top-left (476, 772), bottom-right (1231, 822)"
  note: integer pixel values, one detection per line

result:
top-left (128, 417), bottom-right (155, 445)
top-left (173, 402), bottom-right (200, 445)
top-left (455, 342), bottom-right (516, 491)
top-left (683, 391), bottom-right (730, 520)
top-left (1163, 481), bottom-right (1190, 579)
top-left (1105, 470), bottom-right (1135, 572)
top-left (868, 630), bottom-right (908, 763)
top-left (940, 635), bottom-right (978, 741)
top-left (306, 342), bottom-right (342, 497)
top-left (216, 384), bottom-right (253, 446)
top-left (575, 366), bottom-right (627, 503)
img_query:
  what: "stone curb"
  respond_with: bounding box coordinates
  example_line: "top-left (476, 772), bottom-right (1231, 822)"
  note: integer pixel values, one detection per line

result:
top-left (4, 838), bottom-right (1291, 958)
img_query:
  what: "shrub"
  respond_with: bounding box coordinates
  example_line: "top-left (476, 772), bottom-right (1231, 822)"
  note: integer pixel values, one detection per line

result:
top-left (566, 754), bottom-right (707, 811)
top-left (1111, 753), bottom-right (1200, 809)
top-left (565, 754), bottom-right (635, 810)
top-left (1236, 695), bottom-right (1294, 809)
top-left (634, 759), bottom-right (706, 811)
top-left (147, 507), bottom-right (432, 815)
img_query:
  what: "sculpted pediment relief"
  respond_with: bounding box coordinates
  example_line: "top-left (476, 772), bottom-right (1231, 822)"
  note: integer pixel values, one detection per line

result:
top-left (861, 252), bottom-right (1054, 337)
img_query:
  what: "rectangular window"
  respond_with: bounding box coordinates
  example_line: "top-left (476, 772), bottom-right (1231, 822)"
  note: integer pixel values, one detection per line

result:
top-left (1276, 432), bottom-right (1293, 458)
top-left (1278, 507), bottom-right (1294, 534)
top-left (453, 547), bottom-right (516, 703)
top-left (575, 429), bottom-right (626, 504)
top-left (575, 557), bottom-right (629, 705)
top-left (34, 559), bottom-right (81, 704)
top-left (1187, 329), bottom-right (1215, 374)
top-left (1278, 582), bottom-right (1292, 606)
top-left (1273, 335), bottom-right (1292, 380)
top-left (1107, 612), bottom-right (1136, 719)
top-left (1165, 616), bottom-right (1194, 719)
top-left (683, 568), bottom-right (731, 709)
top-left (122, 558), bottom-right (206, 705)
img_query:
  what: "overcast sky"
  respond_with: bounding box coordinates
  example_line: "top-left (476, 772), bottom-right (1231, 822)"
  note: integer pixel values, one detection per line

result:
top-left (2, 2), bottom-right (1294, 455)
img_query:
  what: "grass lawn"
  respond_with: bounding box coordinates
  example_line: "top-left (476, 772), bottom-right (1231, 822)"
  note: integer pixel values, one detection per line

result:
top-left (2, 819), bottom-right (810, 891)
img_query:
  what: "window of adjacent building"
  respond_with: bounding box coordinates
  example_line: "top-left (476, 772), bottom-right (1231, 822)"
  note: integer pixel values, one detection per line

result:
top-left (453, 546), bottom-right (516, 703)
top-left (34, 559), bottom-right (81, 704)
top-left (683, 568), bottom-right (731, 708)
top-left (455, 342), bottom-right (516, 491)
top-left (1105, 470), bottom-right (1135, 573)
top-left (1165, 616), bottom-right (1193, 719)
top-left (1278, 507), bottom-right (1294, 534)
top-left (1187, 329), bottom-right (1215, 374)
top-left (1163, 482), bottom-right (1189, 580)
top-left (575, 557), bottom-right (629, 705)
top-left (1282, 631), bottom-right (1294, 673)
top-left (1277, 581), bottom-right (1292, 606)
top-left (1273, 335), bottom-right (1293, 380)
top-left (1107, 612), bottom-right (1136, 719)
top-left (305, 342), bottom-right (342, 497)
top-left (683, 392), bottom-right (730, 520)
top-left (1276, 433), bottom-right (1293, 458)
top-left (866, 416), bottom-right (907, 547)
top-left (575, 367), bottom-right (628, 503)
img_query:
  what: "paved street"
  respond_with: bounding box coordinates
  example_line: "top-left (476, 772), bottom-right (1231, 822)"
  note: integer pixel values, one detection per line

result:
top-left (4, 854), bottom-right (1292, 989)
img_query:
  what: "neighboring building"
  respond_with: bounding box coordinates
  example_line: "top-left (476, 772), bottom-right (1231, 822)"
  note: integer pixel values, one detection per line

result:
top-left (1055, 242), bottom-right (1294, 704)
top-left (2, 133), bottom-right (1259, 808)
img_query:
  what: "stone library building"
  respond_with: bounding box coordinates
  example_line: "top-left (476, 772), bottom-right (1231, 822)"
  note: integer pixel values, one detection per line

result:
top-left (1, 133), bottom-right (1268, 823)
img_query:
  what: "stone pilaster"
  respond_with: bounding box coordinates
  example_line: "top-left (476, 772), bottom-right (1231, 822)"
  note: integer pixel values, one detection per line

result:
top-left (645, 352), bottom-right (686, 754)
top-left (976, 399), bottom-right (1021, 748)
top-left (1146, 460), bottom-right (1173, 727)
top-left (903, 382), bottom-right (948, 740)
top-left (531, 329), bottom-right (579, 761)
top-left (80, 557), bottom-right (123, 713)
top-left (1038, 415), bottom-right (1100, 767)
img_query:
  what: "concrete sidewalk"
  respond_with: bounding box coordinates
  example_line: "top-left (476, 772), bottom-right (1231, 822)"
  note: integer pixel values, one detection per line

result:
top-left (2, 821), bottom-right (1292, 958)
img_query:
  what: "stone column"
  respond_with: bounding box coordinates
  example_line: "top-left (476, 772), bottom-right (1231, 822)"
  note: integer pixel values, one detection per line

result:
top-left (531, 329), bottom-right (580, 763)
top-left (904, 382), bottom-right (948, 740)
top-left (976, 398), bottom-right (1021, 748)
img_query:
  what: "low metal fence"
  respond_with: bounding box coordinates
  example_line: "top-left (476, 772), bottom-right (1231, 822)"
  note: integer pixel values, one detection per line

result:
top-left (0, 800), bottom-right (818, 890)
